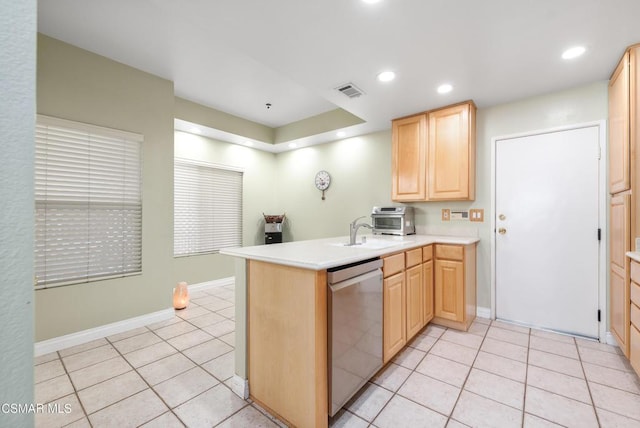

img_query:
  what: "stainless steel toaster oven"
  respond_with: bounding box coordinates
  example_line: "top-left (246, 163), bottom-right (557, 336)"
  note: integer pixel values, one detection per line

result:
top-left (371, 206), bottom-right (416, 235)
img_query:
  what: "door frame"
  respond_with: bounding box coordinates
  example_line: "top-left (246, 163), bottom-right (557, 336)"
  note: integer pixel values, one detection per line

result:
top-left (490, 121), bottom-right (608, 342)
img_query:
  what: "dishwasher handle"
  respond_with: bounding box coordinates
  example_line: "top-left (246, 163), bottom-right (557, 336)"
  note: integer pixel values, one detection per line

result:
top-left (329, 269), bottom-right (382, 292)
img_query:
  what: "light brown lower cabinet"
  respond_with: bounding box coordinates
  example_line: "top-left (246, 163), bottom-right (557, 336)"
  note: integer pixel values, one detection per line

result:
top-left (406, 264), bottom-right (424, 339)
top-left (423, 260), bottom-right (434, 325)
top-left (432, 244), bottom-right (477, 331)
top-left (383, 244), bottom-right (463, 364)
top-left (383, 272), bottom-right (406, 363)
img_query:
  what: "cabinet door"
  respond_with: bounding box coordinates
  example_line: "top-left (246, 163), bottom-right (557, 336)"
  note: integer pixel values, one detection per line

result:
top-left (434, 259), bottom-right (464, 322)
top-left (383, 272), bottom-right (406, 363)
top-left (405, 264), bottom-right (423, 340)
top-left (392, 115), bottom-right (427, 201)
top-left (428, 103), bottom-right (475, 200)
top-left (610, 264), bottom-right (629, 356)
top-left (423, 260), bottom-right (434, 326)
top-left (610, 191), bottom-right (631, 357)
top-left (609, 52), bottom-right (630, 194)
top-left (611, 193), bottom-right (630, 270)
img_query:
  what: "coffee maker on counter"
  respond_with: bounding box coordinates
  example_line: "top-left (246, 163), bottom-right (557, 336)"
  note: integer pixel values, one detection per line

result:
top-left (263, 213), bottom-right (285, 244)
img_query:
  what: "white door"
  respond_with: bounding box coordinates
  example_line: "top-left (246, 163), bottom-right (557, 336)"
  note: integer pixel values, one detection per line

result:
top-left (495, 126), bottom-right (600, 338)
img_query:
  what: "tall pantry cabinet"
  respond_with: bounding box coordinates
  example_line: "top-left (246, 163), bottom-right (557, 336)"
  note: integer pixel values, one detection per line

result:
top-left (609, 44), bottom-right (640, 360)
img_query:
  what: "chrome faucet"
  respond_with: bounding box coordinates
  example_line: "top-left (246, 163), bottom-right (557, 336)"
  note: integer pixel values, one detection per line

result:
top-left (349, 216), bottom-right (373, 245)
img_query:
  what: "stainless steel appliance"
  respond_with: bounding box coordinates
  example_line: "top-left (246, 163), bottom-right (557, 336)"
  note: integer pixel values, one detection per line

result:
top-left (328, 258), bottom-right (383, 417)
top-left (371, 206), bottom-right (416, 235)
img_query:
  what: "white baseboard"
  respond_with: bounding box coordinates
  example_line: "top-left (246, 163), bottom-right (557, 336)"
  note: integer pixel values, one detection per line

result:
top-left (34, 277), bottom-right (235, 357)
top-left (604, 331), bottom-right (617, 346)
top-left (35, 308), bottom-right (174, 357)
top-left (476, 306), bottom-right (491, 320)
top-left (229, 375), bottom-right (249, 399)
top-left (188, 276), bottom-right (234, 293)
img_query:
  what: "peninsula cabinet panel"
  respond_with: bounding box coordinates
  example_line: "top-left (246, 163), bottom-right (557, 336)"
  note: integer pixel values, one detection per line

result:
top-left (391, 114), bottom-right (427, 201)
top-left (428, 102), bottom-right (476, 201)
top-left (247, 261), bottom-right (328, 428)
top-left (609, 51), bottom-right (630, 194)
top-left (383, 272), bottom-right (406, 363)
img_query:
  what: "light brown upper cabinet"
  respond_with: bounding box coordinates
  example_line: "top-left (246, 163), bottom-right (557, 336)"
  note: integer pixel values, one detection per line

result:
top-left (391, 114), bottom-right (427, 200)
top-left (391, 101), bottom-right (476, 202)
top-left (609, 51), bottom-right (631, 194)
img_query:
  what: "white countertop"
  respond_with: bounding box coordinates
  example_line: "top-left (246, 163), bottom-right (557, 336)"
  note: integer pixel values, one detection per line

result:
top-left (220, 234), bottom-right (480, 270)
top-left (627, 251), bottom-right (640, 263)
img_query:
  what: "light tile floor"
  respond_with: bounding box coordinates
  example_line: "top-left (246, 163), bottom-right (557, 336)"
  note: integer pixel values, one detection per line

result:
top-left (35, 284), bottom-right (640, 428)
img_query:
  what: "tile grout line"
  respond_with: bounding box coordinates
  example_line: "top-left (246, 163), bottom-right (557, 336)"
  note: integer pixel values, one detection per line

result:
top-left (574, 336), bottom-right (602, 426)
top-left (444, 320), bottom-right (495, 427)
top-left (521, 323), bottom-right (531, 427)
top-left (55, 349), bottom-right (93, 427)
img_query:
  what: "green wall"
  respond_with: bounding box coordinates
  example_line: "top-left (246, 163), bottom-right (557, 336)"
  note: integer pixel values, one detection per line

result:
top-left (36, 34), bottom-right (176, 341)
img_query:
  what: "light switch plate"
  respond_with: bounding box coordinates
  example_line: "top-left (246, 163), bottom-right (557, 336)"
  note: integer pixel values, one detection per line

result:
top-left (442, 209), bottom-right (450, 221)
top-left (470, 208), bottom-right (484, 222)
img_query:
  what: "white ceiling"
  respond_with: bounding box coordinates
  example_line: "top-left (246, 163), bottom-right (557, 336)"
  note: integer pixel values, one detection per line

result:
top-left (38, 0), bottom-right (640, 148)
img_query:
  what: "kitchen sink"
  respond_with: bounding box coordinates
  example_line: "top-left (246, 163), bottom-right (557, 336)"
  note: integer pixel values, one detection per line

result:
top-left (329, 239), bottom-right (404, 250)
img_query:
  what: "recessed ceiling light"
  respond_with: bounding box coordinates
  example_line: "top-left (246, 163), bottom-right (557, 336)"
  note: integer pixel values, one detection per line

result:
top-left (190, 127), bottom-right (202, 134)
top-left (337, 131), bottom-right (346, 138)
top-left (362, 0), bottom-right (382, 4)
top-left (288, 143), bottom-right (298, 149)
top-left (377, 71), bottom-right (396, 82)
top-left (562, 46), bottom-right (586, 60)
top-left (437, 83), bottom-right (453, 94)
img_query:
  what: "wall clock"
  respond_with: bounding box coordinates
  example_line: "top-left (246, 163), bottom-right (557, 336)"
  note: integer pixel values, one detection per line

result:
top-left (314, 170), bottom-right (331, 200)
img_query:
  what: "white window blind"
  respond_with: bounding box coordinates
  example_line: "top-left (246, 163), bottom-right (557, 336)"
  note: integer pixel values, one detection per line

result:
top-left (35, 115), bottom-right (143, 289)
top-left (174, 159), bottom-right (243, 256)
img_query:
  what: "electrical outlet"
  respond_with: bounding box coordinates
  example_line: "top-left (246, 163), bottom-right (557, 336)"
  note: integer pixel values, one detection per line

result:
top-left (442, 209), bottom-right (450, 221)
top-left (469, 208), bottom-right (484, 222)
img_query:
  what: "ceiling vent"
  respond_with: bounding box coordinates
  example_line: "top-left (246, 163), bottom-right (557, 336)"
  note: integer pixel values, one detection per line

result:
top-left (336, 82), bottom-right (364, 98)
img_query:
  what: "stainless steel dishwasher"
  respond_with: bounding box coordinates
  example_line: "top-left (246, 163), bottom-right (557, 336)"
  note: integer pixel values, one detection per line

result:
top-left (327, 258), bottom-right (383, 417)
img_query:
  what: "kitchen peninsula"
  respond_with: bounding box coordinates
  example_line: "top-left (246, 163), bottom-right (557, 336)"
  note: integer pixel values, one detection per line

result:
top-left (221, 234), bottom-right (479, 427)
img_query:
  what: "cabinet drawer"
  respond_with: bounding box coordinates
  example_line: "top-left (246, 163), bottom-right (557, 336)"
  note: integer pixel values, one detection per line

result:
top-left (631, 324), bottom-right (640, 376)
top-left (632, 303), bottom-right (640, 330)
top-left (406, 248), bottom-right (423, 268)
top-left (435, 244), bottom-right (463, 261)
top-left (422, 245), bottom-right (433, 262)
top-left (632, 261), bottom-right (640, 285)
top-left (632, 280), bottom-right (640, 307)
top-left (383, 253), bottom-right (405, 278)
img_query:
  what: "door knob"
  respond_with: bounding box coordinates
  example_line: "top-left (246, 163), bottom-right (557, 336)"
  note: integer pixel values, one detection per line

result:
top-left (498, 227), bottom-right (507, 235)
